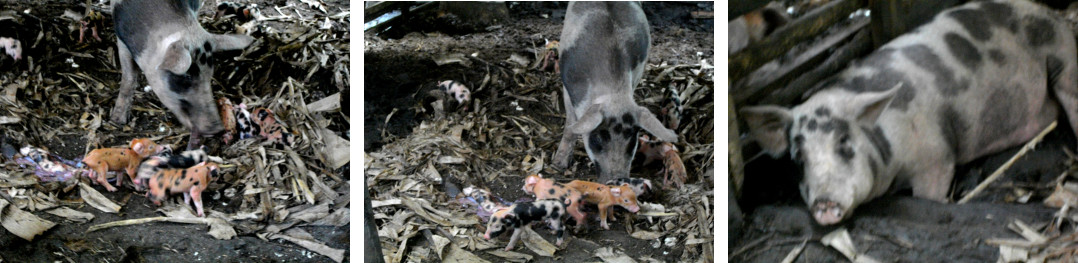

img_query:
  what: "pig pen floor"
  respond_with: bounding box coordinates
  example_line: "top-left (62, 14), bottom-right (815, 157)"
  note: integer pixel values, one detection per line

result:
top-left (0, 0), bottom-right (350, 262)
top-left (365, 2), bottom-right (714, 262)
top-left (731, 119), bottom-right (1078, 262)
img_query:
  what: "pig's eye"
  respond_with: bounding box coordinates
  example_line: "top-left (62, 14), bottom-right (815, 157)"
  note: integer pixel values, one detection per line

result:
top-left (838, 134), bottom-right (850, 145)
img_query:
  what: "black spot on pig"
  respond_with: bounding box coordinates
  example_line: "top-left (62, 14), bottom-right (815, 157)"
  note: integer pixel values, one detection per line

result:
top-left (1025, 17), bottom-right (1055, 47)
top-left (806, 119), bottom-right (818, 131)
top-left (548, 189), bottom-right (555, 195)
top-left (193, 181), bottom-right (200, 186)
top-left (174, 178), bottom-right (181, 186)
top-left (180, 171), bottom-right (186, 180)
top-left (624, 137), bottom-right (637, 158)
top-left (862, 125), bottom-right (892, 163)
top-left (988, 49), bottom-right (1006, 64)
top-left (836, 145), bottom-right (854, 163)
top-left (948, 9), bottom-right (992, 41)
top-left (180, 99), bottom-right (193, 117)
top-left (978, 88), bottom-right (1021, 148)
top-left (203, 41), bottom-right (212, 53)
top-left (167, 72), bottom-right (195, 94)
top-left (814, 107), bottom-right (830, 117)
top-left (902, 45), bottom-right (967, 96)
top-left (819, 119), bottom-right (834, 133)
top-left (944, 32), bottom-right (982, 70)
top-left (938, 105), bottom-right (967, 153)
top-left (559, 46), bottom-right (586, 107)
top-left (979, 2), bottom-right (1018, 33)
top-left (833, 119), bottom-right (850, 136)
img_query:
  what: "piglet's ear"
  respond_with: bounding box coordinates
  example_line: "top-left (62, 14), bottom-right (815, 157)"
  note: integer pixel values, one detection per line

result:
top-left (158, 41), bottom-right (192, 75)
top-left (211, 34), bottom-right (254, 52)
top-left (611, 187), bottom-right (622, 196)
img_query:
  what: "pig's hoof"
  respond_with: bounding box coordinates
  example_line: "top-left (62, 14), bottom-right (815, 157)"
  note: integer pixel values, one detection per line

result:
top-left (109, 110), bottom-right (129, 125)
top-left (504, 246), bottom-right (514, 251)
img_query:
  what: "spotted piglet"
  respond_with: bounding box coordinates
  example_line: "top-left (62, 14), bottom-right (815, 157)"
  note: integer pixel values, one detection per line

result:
top-left (252, 107), bottom-right (294, 147)
top-left (110, 0), bottom-right (254, 150)
top-left (136, 145), bottom-right (223, 189)
top-left (217, 98), bottom-right (238, 144)
top-left (147, 161), bottom-right (220, 217)
top-left (606, 177), bottom-right (654, 197)
top-left (522, 174), bottom-right (586, 229)
top-left (565, 180), bottom-right (641, 230)
top-left (235, 103), bottom-right (257, 140)
top-left (82, 138), bottom-right (168, 192)
top-left (484, 199), bottom-right (569, 251)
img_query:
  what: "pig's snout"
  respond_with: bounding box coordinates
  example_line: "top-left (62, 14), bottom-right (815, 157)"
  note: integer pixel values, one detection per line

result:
top-left (812, 199), bottom-right (845, 225)
top-left (483, 232), bottom-right (491, 239)
top-left (628, 205), bottom-right (640, 213)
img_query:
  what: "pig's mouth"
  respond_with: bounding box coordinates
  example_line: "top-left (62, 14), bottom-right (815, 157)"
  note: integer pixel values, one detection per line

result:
top-left (811, 199), bottom-right (845, 225)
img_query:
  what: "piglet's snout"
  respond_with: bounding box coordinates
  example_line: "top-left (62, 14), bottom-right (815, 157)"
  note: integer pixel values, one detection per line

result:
top-left (811, 199), bottom-right (844, 225)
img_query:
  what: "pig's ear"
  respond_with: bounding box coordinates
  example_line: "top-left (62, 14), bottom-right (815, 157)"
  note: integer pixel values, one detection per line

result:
top-left (635, 106), bottom-right (678, 142)
top-left (740, 105), bottom-right (793, 157)
top-left (568, 104), bottom-right (603, 135)
top-left (850, 85), bottom-right (898, 124)
top-left (159, 41), bottom-right (192, 75)
top-left (611, 187), bottom-right (622, 196)
top-left (132, 142), bottom-right (145, 154)
top-left (211, 34), bottom-right (254, 51)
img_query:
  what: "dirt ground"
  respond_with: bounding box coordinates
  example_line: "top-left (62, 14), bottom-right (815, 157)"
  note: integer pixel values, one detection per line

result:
top-left (730, 2), bottom-right (1078, 262)
top-left (0, 0), bottom-right (349, 262)
top-left (365, 2), bottom-right (714, 262)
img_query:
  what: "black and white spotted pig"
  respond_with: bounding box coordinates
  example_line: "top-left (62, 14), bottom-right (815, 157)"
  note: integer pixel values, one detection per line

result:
top-left (554, 2), bottom-right (678, 183)
top-left (135, 146), bottom-right (223, 189)
top-left (741, 0), bottom-right (1078, 225)
top-left (484, 199), bottom-right (569, 251)
top-left (110, 0), bottom-right (254, 150)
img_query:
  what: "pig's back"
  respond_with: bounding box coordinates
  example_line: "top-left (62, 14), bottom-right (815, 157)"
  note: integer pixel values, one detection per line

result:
top-left (113, 0), bottom-right (200, 57)
top-left (817, 0), bottom-right (1075, 163)
top-left (558, 2), bottom-right (649, 110)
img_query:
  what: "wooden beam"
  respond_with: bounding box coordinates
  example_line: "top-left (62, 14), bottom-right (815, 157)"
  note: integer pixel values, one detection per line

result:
top-left (733, 18), bottom-right (869, 106)
top-left (364, 1), bottom-right (414, 23)
top-left (869, 0), bottom-right (961, 48)
top-left (729, 0), bottom-right (863, 84)
top-left (761, 29), bottom-right (873, 106)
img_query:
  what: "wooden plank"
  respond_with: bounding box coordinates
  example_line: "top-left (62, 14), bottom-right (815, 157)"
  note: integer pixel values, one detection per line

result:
top-left (364, 1), bottom-right (413, 23)
top-left (761, 29), bottom-right (873, 106)
top-left (729, 0), bottom-right (863, 84)
top-left (733, 18), bottom-right (869, 107)
top-left (869, 0), bottom-right (961, 48)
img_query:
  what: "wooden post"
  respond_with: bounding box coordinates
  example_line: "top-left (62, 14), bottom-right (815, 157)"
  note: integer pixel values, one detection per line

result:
top-left (729, 96), bottom-right (745, 198)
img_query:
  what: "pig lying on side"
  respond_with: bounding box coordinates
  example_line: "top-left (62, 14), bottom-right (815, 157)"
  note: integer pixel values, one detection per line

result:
top-left (110, 0), bottom-right (253, 150)
top-left (742, 0), bottom-right (1078, 225)
top-left (554, 2), bottom-right (678, 183)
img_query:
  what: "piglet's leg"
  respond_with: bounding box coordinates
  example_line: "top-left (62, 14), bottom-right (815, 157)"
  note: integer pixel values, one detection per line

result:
top-left (506, 227), bottom-right (525, 251)
top-left (550, 219), bottom-right (564, 246)
top-left (598, 204), bottom-right (610, 230)
top-left (191, 189), bottom-right (205, 217)
top-left (97, 165), bottom-right (117, 192)
top-left (183, 192), bottom-right (192, 206)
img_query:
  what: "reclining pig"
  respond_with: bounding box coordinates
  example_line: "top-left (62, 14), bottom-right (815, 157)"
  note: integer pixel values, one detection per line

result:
top-left (553, 2), bottom-right (678, 183)
top-left (110, 0), bottom-right (253, 150)
top-left (741, 0), bottom-right (1078, 225)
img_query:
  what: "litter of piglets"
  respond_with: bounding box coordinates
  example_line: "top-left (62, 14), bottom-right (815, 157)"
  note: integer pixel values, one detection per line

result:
top-left (0, 0), bottom-right (349, 262)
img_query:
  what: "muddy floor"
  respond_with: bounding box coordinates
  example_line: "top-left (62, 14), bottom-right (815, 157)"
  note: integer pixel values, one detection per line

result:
top-left (0, 0), bottom-right (349, 262)
top-left (365, 2), bottom-right (714, 262)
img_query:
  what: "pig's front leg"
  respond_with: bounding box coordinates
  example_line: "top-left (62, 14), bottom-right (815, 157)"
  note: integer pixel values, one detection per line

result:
top-left (110, 41), bottom-right (138, 125)
top-left (912, 162), bottom-right (954, 202)
top-left (187, 129), bottom-right (203, 150)
top-left (554, 91), bottom-right (578, 169)
top-left (598, 204), bottom-right (610, 230)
